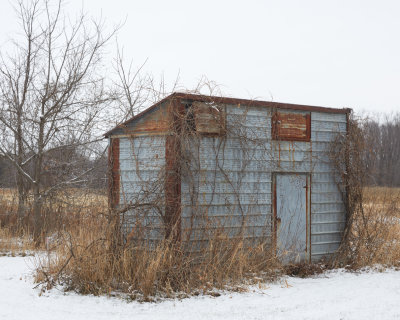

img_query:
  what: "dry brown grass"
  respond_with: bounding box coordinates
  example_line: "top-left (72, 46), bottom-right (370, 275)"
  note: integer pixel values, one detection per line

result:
top-left (362, 187), bottom-right (400, 264)
top-left (3, 185), bottom-right (400, 299)
top-left (0, 188), bottom-right (107, 255)
top-left (28, 186), bottom-right (400, 300)
top-left (0, 226), bottom-right (35, 255)
top-left (0, 188), bottom-right (107, 211)
top-left (335, 187), bottom-right (400, 268)
top-left (364, 187), bottom-right (400, 206)
top-left (34, 208), bottom-right (280, 300)
top-left (0, 189), bottom-right (30, 254)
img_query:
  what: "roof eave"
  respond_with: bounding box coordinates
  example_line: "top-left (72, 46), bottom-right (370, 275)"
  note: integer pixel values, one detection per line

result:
top-left (104, 93), bottom-right (180, 138)
top-left (104, 92), bottom-right (352, 138)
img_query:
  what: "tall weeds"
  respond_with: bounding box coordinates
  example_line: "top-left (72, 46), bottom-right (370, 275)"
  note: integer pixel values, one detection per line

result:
top-left (34, 208), bottom-right (279, 300)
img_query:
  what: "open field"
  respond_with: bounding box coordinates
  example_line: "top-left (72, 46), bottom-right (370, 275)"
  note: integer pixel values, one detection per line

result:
top-left (0, 188), bottom-right (107, 210)
top-left (0, 188), bottom-right (107, 253)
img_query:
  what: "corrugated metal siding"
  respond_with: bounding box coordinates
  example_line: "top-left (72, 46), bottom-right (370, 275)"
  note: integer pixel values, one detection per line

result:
top-left (119, 136), bottom-right (166, 242)
top-left (114, 100), bottom-right (347, 260)
top-left (181, 104), bottom-right (347, 260)
top-left (181, 105), bottom-right (273, 247)
top-left (310, 112), bottom-right (347, 261)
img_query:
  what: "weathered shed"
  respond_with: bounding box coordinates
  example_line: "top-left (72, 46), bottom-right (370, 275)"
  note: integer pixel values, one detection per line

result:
top-left (105, 93), bottom-right (351, 262)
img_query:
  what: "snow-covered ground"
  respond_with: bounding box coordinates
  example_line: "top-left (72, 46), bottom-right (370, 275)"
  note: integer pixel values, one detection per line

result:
top-left (1, 256), bottom-right (400, 320)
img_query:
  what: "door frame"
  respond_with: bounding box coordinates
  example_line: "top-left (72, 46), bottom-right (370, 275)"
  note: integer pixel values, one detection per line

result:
top-left (272, 172), bottom-right (311, 262)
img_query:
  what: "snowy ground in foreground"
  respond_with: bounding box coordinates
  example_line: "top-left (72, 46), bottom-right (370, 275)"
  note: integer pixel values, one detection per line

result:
top-left (1, 256), bottom-right (400, 320)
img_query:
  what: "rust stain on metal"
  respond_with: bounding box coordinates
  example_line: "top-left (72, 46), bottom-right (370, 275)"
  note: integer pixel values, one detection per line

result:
top-left (164, 99), bottom-right (184, 242)
top-left (278, 142), bottom-right (281, 164)
top-left (272, 175), bottom-right (277, 254)
top-left (272, 112), bottom-right (311, 142)
top-left (108, 138), bottom-right (120, 208)
top-left (308, 174), bottom-right (312, 258)
top-left (122, 107), bottom-right (171, 135)
top-left (309, 139), bottom-right (313, 174)
top-left (305, 177), bottom-right (308, 254)
top-left (105, 93), bottom-right (350, 138)
top-left (291, 141), bottom-right (295, 168)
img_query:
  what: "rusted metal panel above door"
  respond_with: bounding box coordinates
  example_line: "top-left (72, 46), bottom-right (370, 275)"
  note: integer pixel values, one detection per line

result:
top-left (272, 112), bottom-right (311, 142)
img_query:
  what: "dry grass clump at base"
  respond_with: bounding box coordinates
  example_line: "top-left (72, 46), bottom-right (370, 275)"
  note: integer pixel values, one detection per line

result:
top-left (34, 209), bottom-right (280, 301)
top-left (1, 182), bottom-right (396, 301)
top-left (34, 186), bottom-right (400, 301)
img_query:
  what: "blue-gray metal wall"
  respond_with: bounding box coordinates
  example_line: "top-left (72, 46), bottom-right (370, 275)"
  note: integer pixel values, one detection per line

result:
top-left (310, 112), bottom-right (347, 260)
top-left (119, 135), bottom-right (166, 242)
top-left (180, 104), bottom-right (347, 261)
top-left (117, 103), bottom-right (347, 260)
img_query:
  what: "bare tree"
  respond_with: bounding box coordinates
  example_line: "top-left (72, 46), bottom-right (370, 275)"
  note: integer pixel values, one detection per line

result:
top-left (0, 0), bottom-right (118, 242)
top-left (112, 47), bottom-right (151, 121)
top-left (112, 46), bottom-right (181, 122)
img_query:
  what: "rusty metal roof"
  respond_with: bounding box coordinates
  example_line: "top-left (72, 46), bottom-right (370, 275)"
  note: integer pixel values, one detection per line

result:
top-left (105, 92), bottom-right (351, 137)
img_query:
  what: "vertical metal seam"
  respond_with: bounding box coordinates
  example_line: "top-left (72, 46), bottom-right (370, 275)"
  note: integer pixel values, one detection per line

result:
top-left (108, 137), bottom-right (120, 209)
top-left (164, 98), bottom-right (183, 242)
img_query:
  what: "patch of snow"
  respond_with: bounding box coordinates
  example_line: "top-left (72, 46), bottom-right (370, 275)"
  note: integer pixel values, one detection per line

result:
top-left (1, 256), bottom-right (400, 320)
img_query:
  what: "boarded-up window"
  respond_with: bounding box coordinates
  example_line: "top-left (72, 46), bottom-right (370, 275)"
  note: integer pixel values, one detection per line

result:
top-left (272, 112), bottom-right (311, 141)
top-left (192, 102), bottom-right (226, 135)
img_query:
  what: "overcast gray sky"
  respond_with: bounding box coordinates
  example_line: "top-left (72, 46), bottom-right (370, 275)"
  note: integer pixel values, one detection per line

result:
top-left (1, 0), bottom-right (399, 114)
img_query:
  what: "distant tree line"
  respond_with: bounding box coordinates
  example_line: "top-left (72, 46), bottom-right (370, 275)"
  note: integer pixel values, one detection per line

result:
top-left (363, 113), bottom-right (400, 187)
